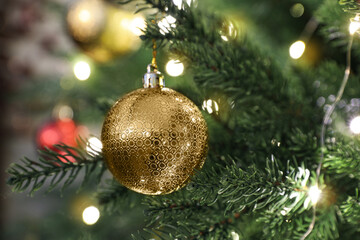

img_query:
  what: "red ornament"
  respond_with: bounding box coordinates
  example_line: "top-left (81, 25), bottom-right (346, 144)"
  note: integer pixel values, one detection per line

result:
top-left (36, 118), bottom-right (88, 163)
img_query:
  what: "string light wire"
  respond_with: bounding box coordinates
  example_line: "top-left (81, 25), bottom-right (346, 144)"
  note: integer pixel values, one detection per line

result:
top-left (300, 24), bottom-right (355, 240)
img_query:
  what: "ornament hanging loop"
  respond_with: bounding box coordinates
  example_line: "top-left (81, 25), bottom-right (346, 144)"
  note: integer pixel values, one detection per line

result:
top-left (142, 19), bottom-right (164, 88)
top-left (152, 38), bottom-right (158, 69)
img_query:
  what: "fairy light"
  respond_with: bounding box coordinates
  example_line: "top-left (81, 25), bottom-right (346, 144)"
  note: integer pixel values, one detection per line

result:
top-left (349, 116), bottom-right (360, 134)
top-left (78, 9), bottom-right (91, 23)
top-left (86, 137), bottom-right (103, 155)
top-left (220, 22), bottom-right (236, 41)
top-left (202, 99), bottom-right (219, 114)
top-left (74, 61), bottom-right (91, 81)
top-left (173, 0), bottom-right (192, 9)
top-left (82, 206), bottom-right (100, 225)
top-left (221, 35), bottom-right (229, 41)
top-left (130, 16), bottom-right (146, 36)
top-left (57, 105), bottom-right (74, 120)
top-left (231, 231), bottom-right (239, 240)
top-left (158, 15), bottom-right (176, 35)
top-left (289, 40), bottom-right (306, 59)
top-left (349, 15), bottom-right (360, 35)
top-left (290, 3), bottom-right (304, 18)
top-left (166, 59), bottom-right (184, 77)
top-left (308, 185), bottom-right (321, 205)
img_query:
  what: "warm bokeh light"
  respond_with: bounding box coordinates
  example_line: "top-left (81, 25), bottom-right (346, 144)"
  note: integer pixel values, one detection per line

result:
top-left (78, 9), bottom-right (91, 23)
top-left (220, 22), bottom-right (236, 41)
top-left (166, 59), bottom-right (184, 77)
top-left (158, 15), bottom-right (176, 35)
top-left (350, 116), bottom-right (360, 134)
top-left (67, 0), bottom-right (105, 42)
top-left (74, 61), bottom-right (91, 81)
top-left (349, 16), bottom-right (360, 35)
top-left (308, 185), bottom-right (321, 204)
top-left (290, 3), bottom-right (304, 18)
top-left (202, 99), bottom-right (219, 114)
top-left (221, 35), bottom-right (229, 41)
top-left (130, 16), bottom-right (146, 36)
top-left (57, 105), bottom-right (74, 120)
top-left (231, 231), bottom-right (240, 240)
top-left (86, 137), bottom-right (103, 155)
top-left (289, 40), bottom-right (306, 59)
top-left (173, 0), bottom-right (192, 10)
top-left (82, 206), bottom-right (100, 225)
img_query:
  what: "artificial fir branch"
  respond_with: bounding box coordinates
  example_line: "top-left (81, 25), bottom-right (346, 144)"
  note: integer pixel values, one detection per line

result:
top-left (97, 179), bottom-right (142, 212)
top-left (7, 143), bottom-right (105, 195)
top-left (135, 157), bottom-right (317, 239)
top-left (340, 190), bottom-right (360, 232)
top-left (142, 212), bottom-right (241, 240)
top-left (323, 138), bottom-right (360, 181)
top-left (339, 0), bottom-right (360, 12)
top-left (137, 0), bottom-right (221, 45)
top-left (141, 199), bottom-right (240, 239)
top-left (186, 157), bottom-right (310, 214)
top-left (260, 206), bottom-right (338, 240)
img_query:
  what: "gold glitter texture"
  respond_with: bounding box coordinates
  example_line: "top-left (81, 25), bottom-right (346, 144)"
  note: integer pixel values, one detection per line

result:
top-left (101, 87), bottom-right (208, 195)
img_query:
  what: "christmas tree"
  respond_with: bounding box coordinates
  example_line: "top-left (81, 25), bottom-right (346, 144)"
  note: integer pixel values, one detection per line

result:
top-left (4, 0), bottom-right (360, 239)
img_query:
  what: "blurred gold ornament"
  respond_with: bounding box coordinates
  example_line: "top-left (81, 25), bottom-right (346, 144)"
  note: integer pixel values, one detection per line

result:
top-left (67, 0), bottom-right (106, 43)
top-left (101, 65), bottom-right (208, 195)
top-left (67, 0), bottom-right (145, 62)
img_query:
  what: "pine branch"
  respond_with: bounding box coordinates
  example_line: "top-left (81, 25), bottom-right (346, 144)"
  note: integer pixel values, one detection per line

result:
top-left (142, 192), bottom-right (242, 239)
top-left (323, 137), bottom-right (360, 182)
top-left (260, 206), bottom-right (339, 240)
top-left (340, 189), bottom-right (360, 232)
top-left (138, 1), bottom-right (288, 102)
top-left (137, 0), bottom-right (221, 45)
top-left (142, 212), bottom-right (241, 240)
top-left (187, 157), bottom-right (309, 214)
top-left (7, 143), bottom-right (105, 195)
top-left (136, 157), bottom-right (318, 239)
top-left (339, 0), bottom-right (360, 13)
top-left (316, 0), bottom-right (350, 50)
top-left (97, 179), bottom-right (142, 212)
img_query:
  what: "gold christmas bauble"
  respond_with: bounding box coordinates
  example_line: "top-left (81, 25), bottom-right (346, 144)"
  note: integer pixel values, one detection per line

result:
top-left (66, 0), bottom-right (144, 62)
top-left (101, 87), bottom-right (208, 195)
top-left (67, 0), bottom-right (106, 43)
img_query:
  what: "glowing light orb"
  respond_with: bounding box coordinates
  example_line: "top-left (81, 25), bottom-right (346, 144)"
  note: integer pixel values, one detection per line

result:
top-left (158, 15), bottom-right (176, 35)
top-left (57, 105), bottom-right (74, 120)
top-left (220, 22), bottom-right (236, 41)
top-left (173, 0), bottom-right (192, 10)
top-left (78, 9), bottom-right (91, 23)
top-left (221, 35), bottom-right (229, 41)
top-left (349, 16), bottom-right (360, 35)
top-left (82, 206), bottom-right (100, 225)
top-left (350, 116), bottom-right (360, 134)
top-left (202, 99), bottom-right (219, 114)
top-left (166, 59), bottom-right (184, 77)
top-left (74, 61), bottom-right (91, 81)
top-left (290, 3), bottom-right (304, 18)
top-left (86, 137), bottom-right (103, 155)
top-left (231, 231), bottom-right (239, 240)
top-left (289, 40), bottom-right (305, 59)
top-left (130, 16), bottom-right (146, 36)
top-left (308, 185), bottom-right (321, 204)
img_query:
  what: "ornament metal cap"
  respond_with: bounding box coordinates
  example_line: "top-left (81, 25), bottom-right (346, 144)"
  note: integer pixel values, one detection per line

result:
top-left (143, 64), bottom-right (165, 88)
